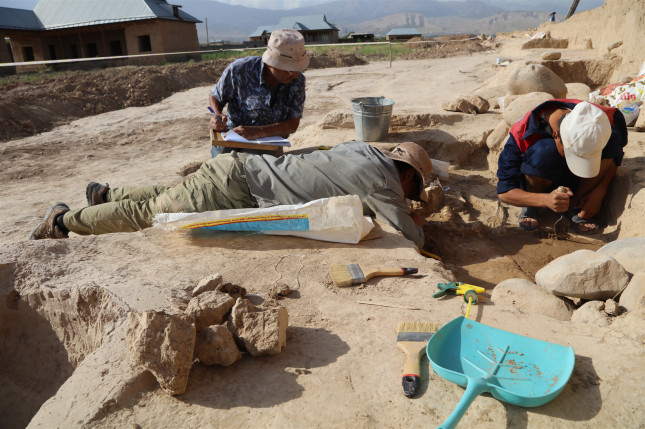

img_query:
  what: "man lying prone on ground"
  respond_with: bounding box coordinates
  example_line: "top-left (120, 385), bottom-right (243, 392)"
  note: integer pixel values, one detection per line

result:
top-left (30, 141), bottom-right (433, 248)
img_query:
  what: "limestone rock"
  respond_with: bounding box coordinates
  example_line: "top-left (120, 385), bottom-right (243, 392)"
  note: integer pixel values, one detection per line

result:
top-left (565, 83), bottom-right (591, 101)
top-left (216, 282), bottom-right (247, 300)
top-left (604, 299), bottom-right (620, 316)
top-left (127, 311), bottom-right (196, 395)
top-left (597, 237), bottom-right (645, 275)
top-left (441, 95), bottom-right (490, 115)
top-left (491, 278), bottom-right (573, 320)
top-left (194, 324), bottom-right (242, 366)
top-left (571, 301), bottom-right (610, 326)
top-left (268, 283), bottom-right (291, 299)
top-left (486, 120), bottom-right (510, 151)
top-left (521, 38), bottom-right (568, 49)
top-left (503, 92), bottom-right (554, 126)
top-left (619, 272), bottom-right (645, 312)
top-left (607, 40), bottom-right (623, 51)
top-left (192, 273), bottom-right (223, 297)
top-left (535, 249), bottom-right (630, 300)
top-left (228, 298), bottom-right (288, 356)
top-left (507, 64), bottom-right (567, 98)
top-left (541, 51), bottom-right (561, 60)
top-left (634, 106), bottom-right (645, 132)
top-left (186, 290), bottom-right (236, 331)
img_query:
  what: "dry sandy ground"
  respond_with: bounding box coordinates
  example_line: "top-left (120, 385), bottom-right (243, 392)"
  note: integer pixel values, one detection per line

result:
top-left (2, 15), bottom-right (645, 429)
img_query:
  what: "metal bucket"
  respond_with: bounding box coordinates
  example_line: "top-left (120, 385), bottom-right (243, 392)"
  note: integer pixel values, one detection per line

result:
top-left (351, 96), bottom-right (395, 142)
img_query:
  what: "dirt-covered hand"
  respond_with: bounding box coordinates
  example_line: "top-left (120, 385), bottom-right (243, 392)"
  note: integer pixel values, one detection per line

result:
top-left (546, 187), bottom-right (572, 213)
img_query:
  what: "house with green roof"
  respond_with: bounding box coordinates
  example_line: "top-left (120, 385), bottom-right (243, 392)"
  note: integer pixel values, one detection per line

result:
top-left (0, 0), bottom-right (201, 71)
top-left (385, 28), bottom-right (422, 41)
top-left (249, 15), bottom-right (339, 45)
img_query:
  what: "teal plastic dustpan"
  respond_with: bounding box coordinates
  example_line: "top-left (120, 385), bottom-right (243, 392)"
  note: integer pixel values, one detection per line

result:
top-left (426, 316), bottom-right (575, 429)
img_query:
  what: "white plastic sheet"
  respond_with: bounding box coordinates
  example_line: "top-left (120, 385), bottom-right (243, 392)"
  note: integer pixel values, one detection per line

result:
top-left (153, 194), bottom-right (374, 244)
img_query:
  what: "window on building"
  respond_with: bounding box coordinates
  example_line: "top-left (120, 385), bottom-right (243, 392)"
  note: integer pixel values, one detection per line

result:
top-left (321, 34), bottom-right (329, 42)
top-left (138, 35), bottom-right (152, 52)
top-left (22, 46), bottom-right (35, 61)
top-left (86, 42), bottom-right (98, 57)
top-left (48, 44), bottom-right (57, 60)
top-left (69, 44), bottom-right (78, 58)
top-left (109, 40), bottom-right (123, 56)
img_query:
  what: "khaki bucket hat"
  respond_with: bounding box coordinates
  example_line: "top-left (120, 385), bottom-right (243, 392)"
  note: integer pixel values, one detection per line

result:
top-left (383, 142), bottom-right (434, 202)
top-left (262, 28), bottom-right (310, 72)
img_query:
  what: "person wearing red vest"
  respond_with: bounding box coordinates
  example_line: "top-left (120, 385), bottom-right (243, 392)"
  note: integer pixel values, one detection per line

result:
top-left (497, 99), bottom-right (628, 233)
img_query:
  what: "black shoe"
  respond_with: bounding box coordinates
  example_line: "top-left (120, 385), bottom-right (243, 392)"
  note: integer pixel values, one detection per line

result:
top-left (86, 182), bottom-right (109, 206)
top-left (29, 202), bottom-right (70, 240)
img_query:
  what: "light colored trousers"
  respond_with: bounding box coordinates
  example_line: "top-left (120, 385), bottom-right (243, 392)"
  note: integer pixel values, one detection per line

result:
top-left (63, 152), bottom-right (253, 235)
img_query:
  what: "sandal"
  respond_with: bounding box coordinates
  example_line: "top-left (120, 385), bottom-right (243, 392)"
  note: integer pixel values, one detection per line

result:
top-left (568, 211), bottom-right (601, 234)
top-left (518, 207), bottom-right (540, 231)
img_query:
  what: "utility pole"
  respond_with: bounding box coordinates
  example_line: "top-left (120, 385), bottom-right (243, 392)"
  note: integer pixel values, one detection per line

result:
top-left (205, 17), bottom-right (209, 48)
top-left (565, 0), bottom-right (581, 20)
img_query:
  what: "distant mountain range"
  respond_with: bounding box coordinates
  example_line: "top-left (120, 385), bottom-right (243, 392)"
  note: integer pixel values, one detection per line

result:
top-left (0, 0), bottom-right (605, 42)
top-left (181, 0), bottom-right (605, 42)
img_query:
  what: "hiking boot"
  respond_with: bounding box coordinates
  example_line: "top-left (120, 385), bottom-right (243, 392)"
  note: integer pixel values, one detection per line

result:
top-left (29, 202), bottom-right (70, 240)
top-left (86, 182), bottom-right (109, 206)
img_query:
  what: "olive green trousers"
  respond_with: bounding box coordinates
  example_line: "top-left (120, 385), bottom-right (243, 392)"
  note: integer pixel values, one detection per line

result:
top-left (63, 152), bottom-right (253, 235)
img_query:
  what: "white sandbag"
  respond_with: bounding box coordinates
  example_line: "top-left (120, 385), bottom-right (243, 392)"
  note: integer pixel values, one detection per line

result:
top-left (153, 195), bottom-right (374, 244)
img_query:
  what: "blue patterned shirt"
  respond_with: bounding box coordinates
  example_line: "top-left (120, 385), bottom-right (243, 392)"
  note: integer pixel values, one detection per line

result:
top-left (211, 56), bottom-right (306, 129)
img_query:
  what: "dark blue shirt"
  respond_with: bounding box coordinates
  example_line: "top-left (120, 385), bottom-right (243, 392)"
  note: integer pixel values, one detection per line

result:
top-left (497, 100), bottom-right (627, 194)
top-left (211, 56), bottom-right (306, 129)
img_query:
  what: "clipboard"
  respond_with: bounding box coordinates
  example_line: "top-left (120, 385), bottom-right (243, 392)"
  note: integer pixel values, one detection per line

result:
top-left (210, 129), bottom-right (284, 152)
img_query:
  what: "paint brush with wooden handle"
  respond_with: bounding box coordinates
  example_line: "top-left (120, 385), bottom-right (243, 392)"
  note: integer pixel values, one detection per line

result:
top-left (330, 264), bottom-right (418, 287)
top-left (397, 321), bottom-right (439, 397)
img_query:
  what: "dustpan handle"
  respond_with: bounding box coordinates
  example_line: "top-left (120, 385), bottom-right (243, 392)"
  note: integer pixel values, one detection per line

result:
top-left (437, 377), bottom-right (487, 429)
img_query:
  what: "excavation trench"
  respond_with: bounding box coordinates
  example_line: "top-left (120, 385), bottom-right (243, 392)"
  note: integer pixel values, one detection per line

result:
top-left (0, 262), bottom-right (124, 429)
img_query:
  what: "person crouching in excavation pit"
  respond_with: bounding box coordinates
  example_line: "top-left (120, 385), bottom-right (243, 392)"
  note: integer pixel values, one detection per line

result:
top-left (496, 99), bottom-right (628, 234)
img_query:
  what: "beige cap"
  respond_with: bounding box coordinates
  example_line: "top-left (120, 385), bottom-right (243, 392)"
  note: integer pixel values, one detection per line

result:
top-left (560, 102), bottom-right (612, 178)
top-left (261, 29), bottom-right (309, 72)
top-left (383, 142), bottom-right (434, 202)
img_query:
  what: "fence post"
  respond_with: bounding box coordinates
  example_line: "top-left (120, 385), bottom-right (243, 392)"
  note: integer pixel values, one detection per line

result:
top-left (389, 41), bottom-right (392, 67)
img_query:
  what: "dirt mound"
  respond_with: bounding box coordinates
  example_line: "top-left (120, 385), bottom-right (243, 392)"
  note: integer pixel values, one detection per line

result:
top-left (400, 40), bottom-right (488, 60)
top-left (0, 52), bottom-right (367, 143)
top-left (307, 52), bottom-right (367, 69)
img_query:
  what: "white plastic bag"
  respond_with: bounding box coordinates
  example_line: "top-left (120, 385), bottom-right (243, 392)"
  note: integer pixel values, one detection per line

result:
top-left (619, 103), bottom-right (640, 126)
top-left (153, 195), bottom-right (374, 244)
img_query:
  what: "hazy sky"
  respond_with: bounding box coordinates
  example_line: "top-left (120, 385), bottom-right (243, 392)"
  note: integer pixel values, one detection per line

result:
top-left (0, 0), bottom-right (604, 10)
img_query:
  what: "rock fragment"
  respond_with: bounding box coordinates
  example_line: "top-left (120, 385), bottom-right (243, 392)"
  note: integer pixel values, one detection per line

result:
top-left (186, 290), bottom-right (236, 331)
top-left (491, 278), bottom-right (573, 320)
top-left (604, 299), bottom-right (620, 316)
top-left (216, 282), bottom-right (247, 300)
top-left (441, 95), bottom-right (490, 114)
top-left (541, 51), bottom-right (561, 60)
top-left (619, 272), bottom-right (645, 312)
top-left (597, 237), bottom-right (645, 275)
top-left (127, 311), bottom-right (196, 395)
top-left (503, 92), bottom-right (554, 126)
top-left (634, 107), bottom-right (645, 132)
top-left (507, 63), bottom-right (567, 98)
top-left (535, 249), bottom-right (630, 300)
top-left (194, 324), bottom-right (242, 366)
top-left (228, 298), bottom-right (288, 356)
top-left (192, 273), bottom-right (223, 297)
top-left (571, 301), bottom-right (610, 326)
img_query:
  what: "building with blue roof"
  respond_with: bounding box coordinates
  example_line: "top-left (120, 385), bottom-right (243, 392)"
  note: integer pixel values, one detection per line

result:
top-left (249, 15), bottom-right (339, 45)
top-left (385, 28), bottom-right (422, 41)
top-left (0, 0), bottom-right (201, 71)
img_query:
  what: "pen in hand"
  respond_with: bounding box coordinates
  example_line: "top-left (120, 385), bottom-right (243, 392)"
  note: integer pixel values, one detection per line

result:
top-left (207, 106), bottom-right (223, 121)
top-left (207, 106), bottom-right (228, 132)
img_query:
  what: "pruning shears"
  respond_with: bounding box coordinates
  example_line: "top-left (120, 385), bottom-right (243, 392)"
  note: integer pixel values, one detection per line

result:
top-left (433, 282), bottom-right (486, 318)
